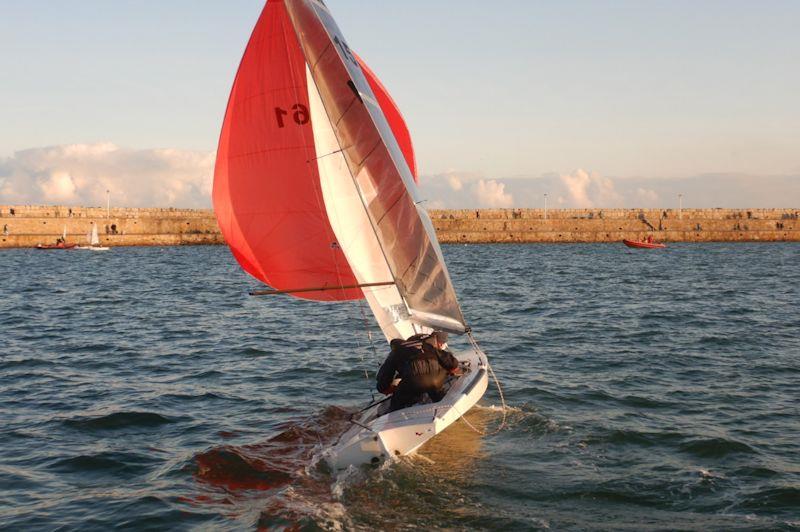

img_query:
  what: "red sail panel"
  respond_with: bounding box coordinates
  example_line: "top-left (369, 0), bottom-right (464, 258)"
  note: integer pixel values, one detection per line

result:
top-left (213, 0), bottom-right (361, 301)
top-left (356, 56), bottom-right (418, 183)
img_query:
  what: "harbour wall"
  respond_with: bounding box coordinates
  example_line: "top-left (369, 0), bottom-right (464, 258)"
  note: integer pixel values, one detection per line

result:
top-left (1, 205), bottom-right (798, 248)
top-left (0, 205), bottom-right (223, 248)
top-left (428, 208), bottom-right (800, 243)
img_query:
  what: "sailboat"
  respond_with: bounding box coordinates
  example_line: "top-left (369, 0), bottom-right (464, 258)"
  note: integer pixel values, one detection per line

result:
top-left (76, 223), bottom-right (110, 251)
top-left (213, 0), bottom-right (490, 470)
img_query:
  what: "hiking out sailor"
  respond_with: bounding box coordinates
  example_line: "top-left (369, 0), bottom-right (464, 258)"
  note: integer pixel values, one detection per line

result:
top-left (376, 331), bottom-right (461, 413)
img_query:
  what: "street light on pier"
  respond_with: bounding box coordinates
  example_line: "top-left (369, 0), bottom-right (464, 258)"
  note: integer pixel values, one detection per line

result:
top-left (678, 193), bottom-right (683, 220)
top-left (544, 193), bottom-right (548, 220)
top-left (106, 189), bottom-right (110, 220)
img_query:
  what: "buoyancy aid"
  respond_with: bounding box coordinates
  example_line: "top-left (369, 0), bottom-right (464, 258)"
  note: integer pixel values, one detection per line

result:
top-left (396, 338), bottom-right (448, 391)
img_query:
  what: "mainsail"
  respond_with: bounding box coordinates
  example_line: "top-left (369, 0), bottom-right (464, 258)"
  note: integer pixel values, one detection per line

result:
top-left (214, 0), bottom-right (467, 339)
top-left (90, 224), bottom-right (100, 246)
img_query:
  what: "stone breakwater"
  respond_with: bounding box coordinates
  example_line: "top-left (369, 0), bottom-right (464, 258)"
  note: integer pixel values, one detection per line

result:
top-left (0, 205), bottom-right (222, 248)
top-left (429, 208), bottom-right (800, 243)
top-left (1, 205), bottom-right (798, 248)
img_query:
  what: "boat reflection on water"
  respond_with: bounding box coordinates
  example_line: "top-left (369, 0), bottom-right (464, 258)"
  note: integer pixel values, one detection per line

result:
top-left (407, 407), bottom-right (491, 480)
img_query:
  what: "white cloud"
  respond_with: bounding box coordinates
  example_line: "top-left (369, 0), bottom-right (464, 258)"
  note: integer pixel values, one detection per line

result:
top-left (0, 143), bottom-right (214, 208)
top-left (558, 169), bottom-right (622, 208)
top-left (635, 187), bottom-right (659, 204)
top-left (447, 175), bottom-right (463, 191)
top-left (39, 171), bottom-right (78, 203)
top-left (471, 179), bottom-right (514, 208)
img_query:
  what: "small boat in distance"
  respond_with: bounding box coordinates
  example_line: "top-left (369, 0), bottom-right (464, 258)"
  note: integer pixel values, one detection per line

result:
top-left (36, 242), bottom-right (76, 250)
top-left (36, 226), bottom-right (76, 249)
top-left (76, 223), bottom-right (110, 251)
top-left (623, 238), bottom-right (666, 249)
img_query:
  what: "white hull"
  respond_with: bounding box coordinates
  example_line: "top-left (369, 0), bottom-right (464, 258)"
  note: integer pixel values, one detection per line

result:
top-left (76, 246), bottom-right (110, 251)
top-left (324, 347), bottom-right (489, 471)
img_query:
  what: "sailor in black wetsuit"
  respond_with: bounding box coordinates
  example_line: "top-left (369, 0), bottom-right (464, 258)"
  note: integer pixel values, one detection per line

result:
top-left (376, 331), bottom-right (460, 413)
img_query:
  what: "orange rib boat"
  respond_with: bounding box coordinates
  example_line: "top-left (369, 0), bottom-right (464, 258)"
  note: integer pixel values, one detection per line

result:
top-left (623, 239), bottom-right (666, 249)
top-left (35, 242), bottom-right (76, 250)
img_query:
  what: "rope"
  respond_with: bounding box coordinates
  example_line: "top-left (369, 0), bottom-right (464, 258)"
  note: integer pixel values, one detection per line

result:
top-left (351, 304), bottom-right (367, 385)
top-left (358, 300), bottom-right (380, 376)
top-left (461, 331), bottom-right (508, 436)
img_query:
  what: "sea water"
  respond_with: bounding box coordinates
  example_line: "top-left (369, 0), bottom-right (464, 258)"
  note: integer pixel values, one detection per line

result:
top-left (1, 243), bottom-right (798, 530)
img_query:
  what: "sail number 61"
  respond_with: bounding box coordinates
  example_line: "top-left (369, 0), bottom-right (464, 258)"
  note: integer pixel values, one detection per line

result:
top-left (274, 104), bottom-right (310, 128)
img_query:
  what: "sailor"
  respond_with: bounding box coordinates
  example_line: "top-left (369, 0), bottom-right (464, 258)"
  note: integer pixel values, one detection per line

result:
top-left (376, 331), bottom-right (461, 413)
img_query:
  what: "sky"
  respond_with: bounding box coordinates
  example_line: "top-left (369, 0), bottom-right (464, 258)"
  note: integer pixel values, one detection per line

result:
top-left (1, 0), bottom-right (798, 209)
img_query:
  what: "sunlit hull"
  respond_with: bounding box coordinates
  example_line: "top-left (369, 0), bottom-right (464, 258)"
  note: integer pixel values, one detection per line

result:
top-left (324, 348), bottom-right (489, 471)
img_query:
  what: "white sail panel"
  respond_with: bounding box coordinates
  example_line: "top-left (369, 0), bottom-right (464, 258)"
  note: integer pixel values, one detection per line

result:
top-left (90, 224), bottom-right (100, 246)
top-left (307, 66), bottom-right (422, 341)
top-left (286, 0), bottom-right (468, 335)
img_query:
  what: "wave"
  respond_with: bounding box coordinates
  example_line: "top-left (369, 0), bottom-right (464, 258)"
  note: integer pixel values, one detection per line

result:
top-left (63, 411), bottom-right (174, 431)
top-left (733, 486), bottom-right (800, 513)
top-left (0, 358), bottom-right (57, 370)
top-left (48, 451), bottom-right (158, 477)
top-left (679, 437), bottom-right (757, 458)
top-left (582, 428), bottom-right (685, 447)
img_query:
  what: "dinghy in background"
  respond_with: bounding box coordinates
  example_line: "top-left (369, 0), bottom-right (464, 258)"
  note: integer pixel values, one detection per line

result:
top-left (623, 239), bottom-right (666, 249)
top-left (76, 223), bottom-right (110, 251)
top-left (212, 0), bottom-right (494, 469)
top-left (36, 225), bottom-right (76, 249)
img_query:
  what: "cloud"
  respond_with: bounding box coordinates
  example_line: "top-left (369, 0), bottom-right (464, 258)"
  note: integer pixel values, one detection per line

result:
top-left (558, 169), bottom-right (622, 208)
top-left (39, 171), bottom-right (78, 203)
top-left (471, 179), bottom-right (514, 208)
top-left (0, 143), bottom-right (214, 208)
top-left (635, 187), bottom-right (659, 205)
top-left (4, 145), bottom-right (797, 211)
top-left (447, 175), bottom-right (463, 191)
top-left (419, 168), bottom-right (800, 209)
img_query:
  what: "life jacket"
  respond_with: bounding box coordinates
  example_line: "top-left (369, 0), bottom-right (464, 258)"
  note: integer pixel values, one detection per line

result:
top-left (395, 335), bottom-right (447, 391)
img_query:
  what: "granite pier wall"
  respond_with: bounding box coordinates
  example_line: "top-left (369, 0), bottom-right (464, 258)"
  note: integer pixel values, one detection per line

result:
top-left (0, 205), bottom-right (222, 248)
top-left (428, 208), bottom-right (800, 243)
top-left (1, 205), bottom-right (798, 249)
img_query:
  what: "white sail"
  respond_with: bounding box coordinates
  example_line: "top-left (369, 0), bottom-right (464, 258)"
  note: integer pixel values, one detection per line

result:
top-left (307, 66), bottom-right (418, 340)
top-left (286, 0), bottom-right (468, 337)
top-left (90, 224), bottom-right (100, 246)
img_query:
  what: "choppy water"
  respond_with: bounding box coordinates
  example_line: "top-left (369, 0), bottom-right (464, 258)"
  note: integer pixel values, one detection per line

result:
top-left (1, 243), bottom-right (799, 530)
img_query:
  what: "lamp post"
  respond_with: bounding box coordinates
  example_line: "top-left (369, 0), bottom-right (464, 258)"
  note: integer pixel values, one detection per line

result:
top-left (678, 193), bottom-right (683, 220)
top-left (106, 189), bottom-right (110, 220)
top-left (544, 193), bottom-right (548, 220)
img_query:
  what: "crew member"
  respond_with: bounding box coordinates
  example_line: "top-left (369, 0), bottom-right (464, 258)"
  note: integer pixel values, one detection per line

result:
top-left (376, 331), bottom-right (460, 413)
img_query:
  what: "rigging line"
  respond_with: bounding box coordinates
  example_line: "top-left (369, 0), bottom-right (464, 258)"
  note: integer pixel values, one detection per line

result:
top-left (462, 330), bottom-right (508, 436)
top-left (306, 148), bottom-right (343, 162)
top-left (350, 299), bottom-right (371, 392)
top-left (250, 281), bottom-right (394, 296)
top-left (358, 298), bottom-right (381, 379)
